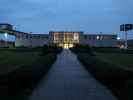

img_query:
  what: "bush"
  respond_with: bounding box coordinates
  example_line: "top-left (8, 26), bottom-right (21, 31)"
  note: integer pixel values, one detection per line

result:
top-left (70, 44), bottom-right (95, 56)
top-left (0, 53), bottom-right (57, 98)
top-left (41, 45), bottom-right (62, 55)
top-left (92, 47), bottom-right (133, 54)
top-left (0, 48), bottom-right (41, 53)
top-left (77, 53), bottom-right (133, 100)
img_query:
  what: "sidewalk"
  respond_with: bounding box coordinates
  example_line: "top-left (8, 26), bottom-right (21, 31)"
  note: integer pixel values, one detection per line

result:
top-left (28, 49), bottom-right (117, 100)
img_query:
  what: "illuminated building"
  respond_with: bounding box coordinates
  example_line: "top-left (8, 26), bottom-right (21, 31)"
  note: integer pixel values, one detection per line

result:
top-left (0, 23), bottom-right (118, 48)
top-left (49, 31), bottom-right (83, 48)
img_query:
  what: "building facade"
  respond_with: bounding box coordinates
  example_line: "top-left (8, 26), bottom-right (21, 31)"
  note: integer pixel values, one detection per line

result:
top-left (49, 31), bottom-right (83, 48)
top-left (15, 33), bottom-right (49, 47)
top-left (0, 30), bottom-right (15, 47)
top-left (0, 23), bottom-right (119, 48)
top-left (81, 34), bottom-right (118, 47)
top-left (0, 23), bottom-right (13, 30)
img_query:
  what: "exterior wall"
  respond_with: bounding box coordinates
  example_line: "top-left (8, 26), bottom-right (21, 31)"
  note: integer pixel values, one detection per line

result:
top-left (81, 40), bottom-right (118, 47)
top-left (84, 34), bottom-right (117, 40)
top-left (15, 33), bottom-right (49, 47)
top-left (15, 38), bottom-right (49, 47)
top-left (0, 40), bottom-right (14, 47)
top-left (81, 34), bottom-right (117, 47)
top-left (128, 40), bottom-right (133, 49)
top-left (0, 26), bottom-right (119, 48)
top-left (30, 39), bottom-right (49, 47)
top-left (49, 31), bottom-right (83, 45)
top-left (15, 39), bottom-right (31, 47)
top-left (0, 30), bottom-right (15, 47)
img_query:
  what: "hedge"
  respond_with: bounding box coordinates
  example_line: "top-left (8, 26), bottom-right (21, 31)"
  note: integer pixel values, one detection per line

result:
top-left (0, 53), bottom-right (57, 97)
top-left (92, 47), bottom-right (133, 54)
top-left (0, 46), bottom-right (62, 100)
top-left (77, 53), bottom-right (133, 100)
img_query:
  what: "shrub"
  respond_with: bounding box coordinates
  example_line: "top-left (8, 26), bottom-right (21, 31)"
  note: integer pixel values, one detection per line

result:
top-left (0, 53), bottom-right (57, 98)
top-left (92, 47), bottom-right (133, 54)
top-left (77, 53), bottom-right (133, 100)
top-left (70, 44), bottom-right (95, 56)
top-left (41, 45), bottom-right (62, 55)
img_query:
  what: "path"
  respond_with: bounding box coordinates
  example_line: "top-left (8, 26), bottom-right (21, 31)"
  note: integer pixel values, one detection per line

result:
top-left (28, 49), bottom-right (117, 100)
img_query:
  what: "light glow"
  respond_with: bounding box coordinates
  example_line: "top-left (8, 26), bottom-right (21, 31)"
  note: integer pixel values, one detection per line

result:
top-left (117, 37), bottom-right (121, 40)
top-left (4, 33), bottom-right (8, 38)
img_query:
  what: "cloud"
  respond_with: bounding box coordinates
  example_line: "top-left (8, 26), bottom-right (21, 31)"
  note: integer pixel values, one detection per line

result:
top-left (0, 0), bottom-right (133, 36)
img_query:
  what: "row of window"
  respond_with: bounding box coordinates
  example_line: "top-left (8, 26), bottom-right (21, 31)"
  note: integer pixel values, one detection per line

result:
top-left (16, 34), bottom-right (49, 39)
top-left (0, 33), bottom-right (16, 42)
top-left (54, 40), bottom-right (79, 42)
top-left (84, 35), bottom-right (116, 40)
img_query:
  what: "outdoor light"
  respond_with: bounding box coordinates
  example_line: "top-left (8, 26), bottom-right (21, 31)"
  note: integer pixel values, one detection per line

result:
top-left (4, 33), bottom-right (8, 38)
top-left (4, 33), bottom-right (8, 47)
top-left (117, 37), bottom-right (120, 40)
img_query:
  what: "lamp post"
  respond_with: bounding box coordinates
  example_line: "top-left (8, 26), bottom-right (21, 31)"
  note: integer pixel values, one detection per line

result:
top-left (4, 33), bottom-right (8, 47)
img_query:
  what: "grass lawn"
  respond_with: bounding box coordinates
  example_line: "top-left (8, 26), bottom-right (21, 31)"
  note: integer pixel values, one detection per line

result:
top-left (96, 52), bottom-right (133, 70)
top-left (0, 51), bottom-right (40, 75)
top-left (0, 47), bottom-right (59, 100)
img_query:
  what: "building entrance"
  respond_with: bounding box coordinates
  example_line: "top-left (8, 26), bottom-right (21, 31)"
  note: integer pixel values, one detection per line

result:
top-left (59, 43), bottom-right (74, 49)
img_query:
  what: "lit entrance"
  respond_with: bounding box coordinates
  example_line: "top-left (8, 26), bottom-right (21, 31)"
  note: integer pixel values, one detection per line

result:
top-left (63, 44), bottom-right (74, 49)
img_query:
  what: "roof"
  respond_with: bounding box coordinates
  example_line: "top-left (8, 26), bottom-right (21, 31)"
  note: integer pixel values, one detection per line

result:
top-left (84, 34), bottom-right (117, 36)
top-left (0, 29), bottom-right (29, 35)
top-left (49, 31), bottom-right (84, 33)
top-left (0, 23), bottom-right (13, 26)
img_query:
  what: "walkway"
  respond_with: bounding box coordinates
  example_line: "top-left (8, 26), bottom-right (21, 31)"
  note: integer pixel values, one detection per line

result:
top-left (28, 50), bottom-right (117, 100)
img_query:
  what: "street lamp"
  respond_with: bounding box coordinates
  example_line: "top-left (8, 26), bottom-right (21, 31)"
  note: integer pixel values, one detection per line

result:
top-left (4, 33), bottom-right (8, 47)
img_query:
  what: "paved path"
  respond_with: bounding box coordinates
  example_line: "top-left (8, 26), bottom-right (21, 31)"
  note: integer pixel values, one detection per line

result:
top-left (28, 50), bottom-right (117, 100)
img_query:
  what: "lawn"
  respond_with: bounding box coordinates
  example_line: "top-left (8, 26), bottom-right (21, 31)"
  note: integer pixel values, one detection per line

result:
top-left (96, 53), bottom-right (133, 70)
top-left (71, 45), bottom-right (133, 100)
top-left (0, 47), bottom-right (61, 100)
top-left (0, 51), bottom-right (40, 75)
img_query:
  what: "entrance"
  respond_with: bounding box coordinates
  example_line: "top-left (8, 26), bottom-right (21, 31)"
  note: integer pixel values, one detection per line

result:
top-left (63, 43), bottom-right (74, 49)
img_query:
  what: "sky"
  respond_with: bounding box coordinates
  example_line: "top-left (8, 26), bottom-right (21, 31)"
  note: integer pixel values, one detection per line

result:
top-left (0, 0), bottom-right (133, 39)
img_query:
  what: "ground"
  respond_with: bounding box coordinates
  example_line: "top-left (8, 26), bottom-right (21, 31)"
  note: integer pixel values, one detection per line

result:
top-left (0, 50), bottom-right (40, 75)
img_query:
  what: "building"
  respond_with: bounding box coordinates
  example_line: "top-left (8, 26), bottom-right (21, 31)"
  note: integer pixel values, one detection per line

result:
top-left (0, 23), bottom-right (118, 48)
top-left (81, 34), bottom-right (117, 47)
top-left (15, 32), bottom-right (49, 47)
top-left (49, 31), bottom-right (83, 48)
top-left (49, 31), bottom-right (117, 48)
top-left (0, 23), bottom-right (13, 30)
top-left (0, 30), bottom-right (15, 47)
top-left (128, 39), bottom-right (133, 49)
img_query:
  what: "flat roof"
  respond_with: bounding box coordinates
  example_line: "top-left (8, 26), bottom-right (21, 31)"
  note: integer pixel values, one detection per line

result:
top-left (84, 34), bottom-right (117, 36)
top-left (0, 29), bottom-right (29, 35)
top-left (49, 31), bottom-right (84, 33)
top-left (0, 23), bottom-right (12, 26)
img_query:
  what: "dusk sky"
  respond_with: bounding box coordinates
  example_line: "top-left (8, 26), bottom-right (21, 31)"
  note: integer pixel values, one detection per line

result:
top-left (0, 0), bottom-right (133, 38)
